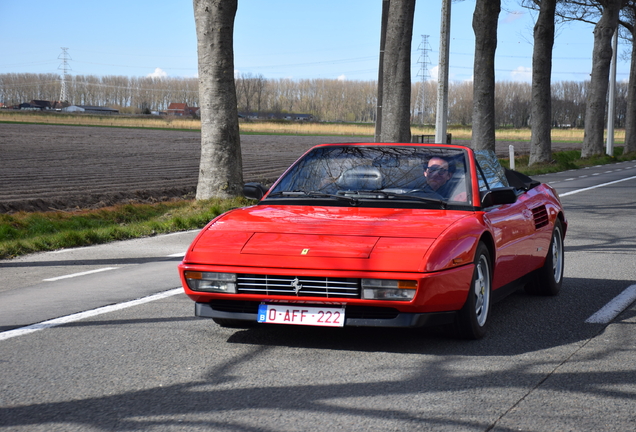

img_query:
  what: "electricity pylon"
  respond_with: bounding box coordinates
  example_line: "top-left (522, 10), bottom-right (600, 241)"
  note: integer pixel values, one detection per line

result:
top-left (58, 48), bottom-right (72, 103)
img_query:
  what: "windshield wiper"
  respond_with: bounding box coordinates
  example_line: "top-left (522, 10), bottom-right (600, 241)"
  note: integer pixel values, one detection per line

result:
top-left (266, 190), bottom-right (446, 208)
top-left (266, 190), bottom-right (358, 204)
top-left (366, 190), bottom-right (448, 208)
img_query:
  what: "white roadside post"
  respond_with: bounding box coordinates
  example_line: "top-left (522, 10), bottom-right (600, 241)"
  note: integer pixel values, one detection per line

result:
top-left (509, 145), bottom-right (515, 170)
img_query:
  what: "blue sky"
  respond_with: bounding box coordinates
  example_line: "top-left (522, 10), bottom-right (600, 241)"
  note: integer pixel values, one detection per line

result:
top-left (0, 0), bottom-right (630, 83)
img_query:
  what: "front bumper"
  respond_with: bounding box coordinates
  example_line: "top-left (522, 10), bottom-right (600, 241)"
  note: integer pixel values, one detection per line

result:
top-left (195, 300), bottom-right (457, 328)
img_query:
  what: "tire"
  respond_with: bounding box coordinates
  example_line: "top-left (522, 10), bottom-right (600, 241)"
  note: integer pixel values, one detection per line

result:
top-left (457, 242), bottom-right (492, 340)
top-left (212, 318), bottom-right (255, 328)
top-left (525, 219), bottom-right (564, 296)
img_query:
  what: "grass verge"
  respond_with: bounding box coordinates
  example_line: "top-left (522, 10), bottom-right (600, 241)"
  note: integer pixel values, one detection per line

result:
top-left (508, 146), bottom-right (636, 175)
top-left (0, 198), bottom-right (251, 260)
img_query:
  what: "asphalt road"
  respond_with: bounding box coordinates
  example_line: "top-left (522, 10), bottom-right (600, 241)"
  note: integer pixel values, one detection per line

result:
top-left (1, 161), bottom-right (635, 431)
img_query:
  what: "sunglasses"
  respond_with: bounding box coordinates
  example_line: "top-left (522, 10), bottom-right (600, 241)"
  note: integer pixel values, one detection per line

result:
top-left (425, 166), bottom-right (448, 175)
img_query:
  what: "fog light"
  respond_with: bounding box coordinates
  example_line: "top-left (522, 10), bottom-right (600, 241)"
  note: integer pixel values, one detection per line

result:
top-left (361, 279), bottom-right (416, 301)
top-left (184, 271), bottom-right (237, 293)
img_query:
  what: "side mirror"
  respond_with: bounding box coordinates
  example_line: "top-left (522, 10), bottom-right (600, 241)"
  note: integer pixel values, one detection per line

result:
top-left (243, 182), bottom-right (268, 200)
top-left (480, 187), bottom-right (517, 208)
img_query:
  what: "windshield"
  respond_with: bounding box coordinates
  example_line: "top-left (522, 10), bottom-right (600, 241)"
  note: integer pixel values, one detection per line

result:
top-left (267, 145), bottom-right (471, 207)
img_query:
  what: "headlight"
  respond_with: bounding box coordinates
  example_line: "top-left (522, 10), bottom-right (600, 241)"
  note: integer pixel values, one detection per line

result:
top-left (184, 271), bottom-right (237, 293)
top-left (361, 279), bottom-right (416, 301)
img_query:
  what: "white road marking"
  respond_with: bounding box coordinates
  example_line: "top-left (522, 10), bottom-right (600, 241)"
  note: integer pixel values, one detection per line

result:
top-left (162, 229), bottom-right (199, 237)
top-left (50, 246), bottom-right (91, 254)
top-left (560, 175), bottom-right (636, 197)
top-left (167, 252), bottom-right (186, 257)
top-left (0, 288), bottom-right (183, 342)
top-left (43, 267), bottom-right (118, 282)
top-left (585, 285), bottom-right (636, 324)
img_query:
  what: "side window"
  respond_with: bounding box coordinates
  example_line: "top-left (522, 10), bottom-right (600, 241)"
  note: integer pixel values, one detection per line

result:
top-left (474, 150), bottom-right (510, 191)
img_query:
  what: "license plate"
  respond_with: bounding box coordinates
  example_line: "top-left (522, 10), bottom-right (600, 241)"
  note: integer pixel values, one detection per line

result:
top-left (257, 304), bottom-right (345, 327)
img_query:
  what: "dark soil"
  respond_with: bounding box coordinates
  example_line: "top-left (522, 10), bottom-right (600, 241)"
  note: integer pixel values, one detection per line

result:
top-left (0, 123), bottom-right (580, 213)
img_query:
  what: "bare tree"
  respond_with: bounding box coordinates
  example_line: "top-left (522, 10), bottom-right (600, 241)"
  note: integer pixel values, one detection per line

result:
top-left (236, 72), bottom-right (266, 113)
top-left (496, 81), bottom-right (532, 127)
top-left (560, 1), bottom-right (625, 157)
top-left (193, 0), bottom-right (243, 199)
top-left (378, 0), bottom-right (416, 143)
top-left (584, 0), bottom-right (624, 156)
top-left (524, 0), bottom-right (559, 165)
top-left (449, 81), bottom-right (474, 126)
top-left (551, 80), bottom-right (588, 126)
top-left (471, 0), bottom-right (501, 151)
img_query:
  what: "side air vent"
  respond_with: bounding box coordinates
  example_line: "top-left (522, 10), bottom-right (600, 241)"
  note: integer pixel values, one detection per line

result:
top-left (532, 205), bottom-right (549, 229)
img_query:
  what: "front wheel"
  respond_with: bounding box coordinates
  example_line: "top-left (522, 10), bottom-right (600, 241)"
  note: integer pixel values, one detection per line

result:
top-left (456, 242), bottom-right (492, 340)
top-left (525, 219), bottom-right (564, 296)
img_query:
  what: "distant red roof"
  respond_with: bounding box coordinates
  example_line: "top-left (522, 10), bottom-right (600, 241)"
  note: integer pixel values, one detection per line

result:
top-left (167, 103), bottom-right (188, 110)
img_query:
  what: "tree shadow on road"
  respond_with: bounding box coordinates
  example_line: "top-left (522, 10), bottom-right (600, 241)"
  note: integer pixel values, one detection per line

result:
top-left (1, 278), bottom-right (635, 431)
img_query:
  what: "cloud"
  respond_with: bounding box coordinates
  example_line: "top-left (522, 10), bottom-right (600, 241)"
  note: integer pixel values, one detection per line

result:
top-left (148, 67), bottom-right (168, 78)
top-left (337, 74), bottom-right (346, 81)
top-left (511, 66), bottom-right (532, 82)
top-left (430, 66), bottom-right (439, 81)
top-left (503, 10), bottom-right (525, 24)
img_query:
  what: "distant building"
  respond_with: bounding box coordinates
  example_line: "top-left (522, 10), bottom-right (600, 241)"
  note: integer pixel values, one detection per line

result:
top-left (239, 112), bottom-right (314, 122)
top-left (51, 101), bottom-right (70, 110)
top-left (62, 105), bottom-right (119, 114)
top-left (19, 103), bottom-right (42, 111)
top-left (167, 103), bottom-right (199, 116)
top-left (30, 100), bottom-right (53, 110)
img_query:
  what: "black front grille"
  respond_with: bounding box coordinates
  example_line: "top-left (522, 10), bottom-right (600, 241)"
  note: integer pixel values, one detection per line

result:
top-left (237, 274), bottom-right (361, 298)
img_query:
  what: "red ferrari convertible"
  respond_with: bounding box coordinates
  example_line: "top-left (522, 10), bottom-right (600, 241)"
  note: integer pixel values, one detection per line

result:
top-left (179, 143), bottom-right (566, 339)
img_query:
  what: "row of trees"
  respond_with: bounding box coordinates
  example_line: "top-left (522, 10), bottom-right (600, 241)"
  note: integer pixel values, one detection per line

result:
top-left (0, 73), bottom-right (199, 112)
top-left (189, 0), bottom-right (636, 199)
top-left (519, 0), bottom-right (636, 161)
top-left (4, 1), bottom-right (635, 199)
top-left (1, 72), bottom-right (628, 129)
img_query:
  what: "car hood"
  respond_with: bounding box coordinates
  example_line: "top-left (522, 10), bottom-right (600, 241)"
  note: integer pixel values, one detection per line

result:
top-left (184, 205), bottom-right (470, 272)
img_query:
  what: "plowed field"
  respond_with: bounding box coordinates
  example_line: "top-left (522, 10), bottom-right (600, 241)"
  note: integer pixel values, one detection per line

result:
top-left (0, 123), bottom-right (577, 213)
top-left (0, 124), bottom-right (376, 212)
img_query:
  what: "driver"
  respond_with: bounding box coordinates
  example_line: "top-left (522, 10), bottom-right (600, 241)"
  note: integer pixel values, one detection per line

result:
top-left (423, 157), bottom-right (453, 195)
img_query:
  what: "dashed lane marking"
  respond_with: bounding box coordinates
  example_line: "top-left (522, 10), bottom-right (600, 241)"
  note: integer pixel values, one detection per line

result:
top-left (586, 285), bottom-right (636, 324)
top-left (43, 267), bottom-right (118, 282)
top-left (0, 288), bottom-right (183, 342)
top-left (560, 175), bottom-right (636, 197)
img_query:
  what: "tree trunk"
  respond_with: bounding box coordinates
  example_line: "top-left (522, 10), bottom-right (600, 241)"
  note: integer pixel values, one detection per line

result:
top-left (581, 0), bottom-right (621, 158)
top-left (379, 0), bottom-right (416, 143)
top-left (471, 0), bottom-right (500, 152)
top-left (529, 0), bottom-right (557, 166)
top-left (193, 0), bottom-right (243, 199)
top-left (624, 17), bottom-right (636, 154)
